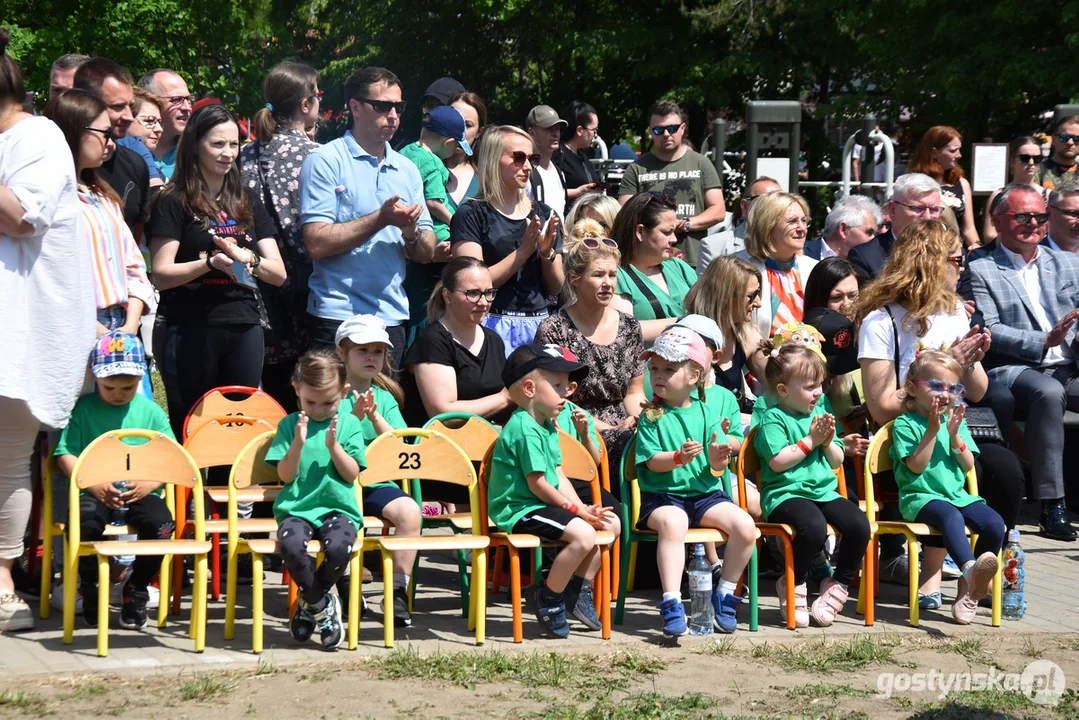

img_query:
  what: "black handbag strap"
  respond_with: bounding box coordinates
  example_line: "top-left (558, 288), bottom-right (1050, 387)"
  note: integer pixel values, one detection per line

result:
top-left (884, 305), bottom-right (902, 390)
top-left (626, 266), bottom-right (666, 320)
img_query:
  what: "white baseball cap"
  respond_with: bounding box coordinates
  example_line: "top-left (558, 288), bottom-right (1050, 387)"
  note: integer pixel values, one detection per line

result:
top-left (671, 314), bottom-right (724, 352)
top-left (335, 314), bottom-right (393, 348)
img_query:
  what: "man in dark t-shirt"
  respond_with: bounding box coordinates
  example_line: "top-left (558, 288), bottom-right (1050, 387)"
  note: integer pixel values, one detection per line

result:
top-left (553, 101), bottom-right (602, 206)
top-left (74, 57), bottom-right (151, 235)
top-left (1034, 115), bottom-right (1079, 192)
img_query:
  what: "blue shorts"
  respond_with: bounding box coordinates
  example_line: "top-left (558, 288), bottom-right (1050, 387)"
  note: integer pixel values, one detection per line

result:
top-left (483, 311), bottom-right (548, 357)
top-left (637, 490), bottom-right (732, 531)
top-left (362, 484), bottom-right (410, 518)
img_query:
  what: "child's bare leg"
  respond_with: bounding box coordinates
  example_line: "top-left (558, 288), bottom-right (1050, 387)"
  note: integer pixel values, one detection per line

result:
top-left (548, 518), bottom-right (596, 593)
top-left (919, 546), bottom-right (945, 596)
top-left (699, 503), bottom-right (756, 586)
top-left (647, 506), bottom-right (690, 594)
top-left (730, 482), bottom-right (763, 521)
top-left (381, 496), bottom-right (420, 584)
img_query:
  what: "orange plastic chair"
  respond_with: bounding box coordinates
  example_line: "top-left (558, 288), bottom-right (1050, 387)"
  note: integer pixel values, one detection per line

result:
top-left (61, 430), bottom-right (209, 657)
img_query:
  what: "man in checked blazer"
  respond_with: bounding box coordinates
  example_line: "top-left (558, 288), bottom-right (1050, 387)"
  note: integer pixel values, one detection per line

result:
top-left (971, 184), bottom-right (1079, 540)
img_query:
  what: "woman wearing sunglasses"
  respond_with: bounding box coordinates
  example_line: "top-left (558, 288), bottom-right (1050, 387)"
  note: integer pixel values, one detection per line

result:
top-left (854, 220), bottom-right (1023, 607)
top-left (240, 60), bottom-right (322, 411)
top-left (451, 124), bottom-right (562, 355)
top-left (982, 136), bottom-right (1045, 245)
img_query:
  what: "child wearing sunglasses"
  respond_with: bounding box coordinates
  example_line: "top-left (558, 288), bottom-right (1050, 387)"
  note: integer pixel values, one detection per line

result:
top-left (891, 350), bottom-right (1004, 625)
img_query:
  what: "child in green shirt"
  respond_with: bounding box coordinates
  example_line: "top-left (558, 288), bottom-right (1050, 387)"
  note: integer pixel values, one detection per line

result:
top-left (754, 342), bottom-right (870, 629)
top-left (54, 331), bottom-right (175, 631)
top-left (489, 344), bottom-right (616, 638)
top-left (266, 351), bottom-right (366, 651)
top-left (334, 314), bottom-right (420, 628)
top-left (891, 350), bottom-right (1003, 625)
top-left (635, 327), bottom-right (756, 636)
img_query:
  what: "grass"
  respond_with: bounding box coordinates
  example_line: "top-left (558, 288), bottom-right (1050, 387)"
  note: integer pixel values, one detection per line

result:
top-left (150, 371), bottom-right (168, 414)
top-left (524, 692), bottom-right (723, 720)
top-left (949, 636), bottom-right (990, 664)
top-left (176, 675), bottom-right (238, 702)
top-left (68, 681), bottom-right (111, 700)
top-left (784, 682), bottom-right (872, 702)
top-left (1022, 638), bottom-right (1046, 659)
top-left (0, 690), bottom-right (47, 714)
top-left (749, 635), bottom-right (900, 673)
top-left (908, 688), bottom-right (1039, 719)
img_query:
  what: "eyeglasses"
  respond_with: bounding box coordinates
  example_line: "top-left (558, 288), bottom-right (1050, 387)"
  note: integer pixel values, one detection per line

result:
top-left (894, 201), bottom-right (944, 218)
top-left (1016, 153), bottom-right (1041, 164)
top-left (747, 288), bottom-right (762, 302)
top-left (356, 97), bottom-right (407, 114)
top-left (313, 90), bottom-right (324, 98)
top-left (579, 237), bottom-right (619, 249)
top-left (509, 151), bottom-right (542, 166)
top-left (458, 288), bottom-right (498, 303)
top-left (1051, 205), bottom-right (1079, 219)
top-left (163, 95), bottom-right (196, 108)
top-left (650, 123), bottom-right (683, 136)
top-left (1001, 211), bottom-right (1050, 225)
top-left (1058, 133), bottom-right (1079, 145)
top-left (83, 126), bottom-right (114, 141)
top-left (945, 254), bottom-right (965, 271)
top-left (584, 125), bottom-right (599, 133)
top-left (135, 115), bottom-right (162, 129)
top-left (917, 380), bottom-right (965, 395)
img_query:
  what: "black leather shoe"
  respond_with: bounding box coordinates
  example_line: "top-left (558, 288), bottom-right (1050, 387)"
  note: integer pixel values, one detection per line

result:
top-left (1040, 499), bottom-right (1077, 540)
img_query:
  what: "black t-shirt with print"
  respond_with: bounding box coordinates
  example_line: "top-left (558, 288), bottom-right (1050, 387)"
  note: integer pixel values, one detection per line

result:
top-left (151, 187), bottom-right (275, 327)
top-left (96, 145), bottom-right (151, 232)
top-left (449, 199), bottom-right (562, 315)
top-left (553, 147), bottom-right (601, 191)
top-left (401, 321), bottom-right (510, 428)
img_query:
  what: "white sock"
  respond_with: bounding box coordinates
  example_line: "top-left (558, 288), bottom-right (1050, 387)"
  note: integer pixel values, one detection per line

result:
top-left (662, 591), bottom-right (680, 602)
top-left (718, 579), bottom-right (737, 596)
top-left (393, 573), bottom-right (409, 589)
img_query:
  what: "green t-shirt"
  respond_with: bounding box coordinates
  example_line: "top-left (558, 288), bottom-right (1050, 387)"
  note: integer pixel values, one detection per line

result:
top-left (488, 408), bottom-right (562, 532)
top-left (635, 398), bottom-right (727, 497)
top-left (399, 142), bottom-right (451, 242)
top-left (54, 393), bottom-right (174, 497)
top-left (266, 412), bottom-right (366, 527)
top-left (750, 392), bottom-right (836, 430)
top-left (615, 259), bottom-right (696, 322)
top-left (339, 385), bottom-right (405, 491)
top-left (617, 149), bottom-right (722, 267)
top-left (704, 384), bottom-right (743, 444)
top-left (755, 403), bottom-right (844, 519)
top-left (554, 400), bottom-right (600, 449)
top-left (890, 411), bottom-right (981, 522)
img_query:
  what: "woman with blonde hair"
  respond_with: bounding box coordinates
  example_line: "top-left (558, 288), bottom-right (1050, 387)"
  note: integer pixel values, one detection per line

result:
top-left (451, 125), bottom-right (562, 354)
top-left (565, 191), bottom-right (620, 236)
top-left (855, 219), bottom-right (1022, 607)
top-left (737, 191), bottom-right (818, 341)
top-left (684, 255), bottom-right (766, 397)
top-left (908, 126), bottom-right (978, 248)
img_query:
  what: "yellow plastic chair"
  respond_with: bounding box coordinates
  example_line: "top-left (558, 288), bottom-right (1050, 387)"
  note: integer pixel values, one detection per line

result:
top-left (61, 430), bottom-right (210, 656)
top-left (361, 429), bottom-right (490, 647)
top-left (856, 421), bottom-right (1002, 627)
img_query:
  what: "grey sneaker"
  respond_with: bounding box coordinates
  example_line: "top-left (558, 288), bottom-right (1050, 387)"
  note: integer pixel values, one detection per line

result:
top-left (879, 554), bottom-right (910, 586)
top-left (312, 593), bottom-right (343, 651)
top-left (289, 599), bottom-right (316, 643)
top-left (570, 584), bottom-right (602, 631)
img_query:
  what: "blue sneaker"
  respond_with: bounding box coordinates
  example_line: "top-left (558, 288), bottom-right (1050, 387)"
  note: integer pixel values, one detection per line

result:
top-left (919, 591), bottom-right (943, 609)
top-left (712, 591), bottom-right (741, 633)
top-left (659, 597), bottom-right (688, 636)
top-left (942, 554), bottom-right (962, 580)
top-left (809, 561), bottom-right (834, 584)
top-left (524, 584), bottom-right (569, 638)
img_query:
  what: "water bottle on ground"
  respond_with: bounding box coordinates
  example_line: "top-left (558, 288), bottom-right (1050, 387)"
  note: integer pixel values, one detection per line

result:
top-left (110, 482), bottom-right (129, 526)
top-left (1002, 529), bottom-right (1026, 621)
top-left (688, 544), bottom-right (714, 635)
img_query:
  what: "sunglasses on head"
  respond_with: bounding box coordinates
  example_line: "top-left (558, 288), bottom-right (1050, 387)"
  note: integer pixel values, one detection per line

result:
top-left (1016, 153), bottom-right (1041, 164)
top-left (84, 125), bottom-right (114, 141)
top-left (579, 237), bottom-right (618, 249)
top-left (650, 123), bottom-right (682, 136)
top-left (1002, 211), bottom-right (1050, 225)
top-left (509, 151), bottom-right (542, 166)
top-left (1058, 133), bottom-right (1079, 144)
top-left (917, 379), bottom-right (965, 396)
top-left (647, 191), bottom-right (677, 209)
top-left (356, 97), bottom-right (407, 114)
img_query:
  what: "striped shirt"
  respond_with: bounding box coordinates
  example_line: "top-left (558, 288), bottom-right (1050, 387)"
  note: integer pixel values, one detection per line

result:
top-left (78, 188), bottom-right (151, 310)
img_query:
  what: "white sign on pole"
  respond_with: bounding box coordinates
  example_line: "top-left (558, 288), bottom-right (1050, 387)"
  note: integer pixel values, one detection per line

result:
top-left (971, 144), bottom-right (1009, 194)
top-left (757, 158), bottom-right (792, 192)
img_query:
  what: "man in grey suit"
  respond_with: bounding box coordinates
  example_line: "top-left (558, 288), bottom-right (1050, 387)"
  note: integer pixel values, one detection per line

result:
top-left (970, 184), bottom-right (1079, 540)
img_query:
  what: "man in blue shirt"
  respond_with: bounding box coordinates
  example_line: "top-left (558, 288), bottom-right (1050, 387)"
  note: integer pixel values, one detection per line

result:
top-left (299, 66), bottom-right (435, 368)
top-left (137, 69), bottom-right (192, 181)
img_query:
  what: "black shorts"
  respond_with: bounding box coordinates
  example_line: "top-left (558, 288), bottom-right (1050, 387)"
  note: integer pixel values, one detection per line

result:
top-left (511, 506), bottom-right (578, 542)
top-left (362, 484), bottom-right (410, 517)
top-left (637, 490), bottom-right (732, 531)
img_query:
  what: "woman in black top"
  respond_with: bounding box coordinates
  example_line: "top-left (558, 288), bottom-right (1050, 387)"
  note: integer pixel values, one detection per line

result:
top-left (451, 125), bottom-right (562, 356)
top-left (150, 104), bottom-right (286, 437)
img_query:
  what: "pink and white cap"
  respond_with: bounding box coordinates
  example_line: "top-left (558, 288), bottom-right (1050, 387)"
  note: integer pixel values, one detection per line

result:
top-left (640, 326), bottom-right (711, 369)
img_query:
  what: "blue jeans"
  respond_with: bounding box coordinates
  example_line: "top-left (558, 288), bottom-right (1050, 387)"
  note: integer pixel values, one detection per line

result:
top-left (914, 500), bottom-right (1005, 567)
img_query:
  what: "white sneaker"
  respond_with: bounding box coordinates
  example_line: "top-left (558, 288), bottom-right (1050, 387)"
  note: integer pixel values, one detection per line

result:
top-left (51, 581), bottom-right (84, 613)
top-left (147, 585), bottom-right (159, 610)
top-left (0, 593), bottom-right (34, 632)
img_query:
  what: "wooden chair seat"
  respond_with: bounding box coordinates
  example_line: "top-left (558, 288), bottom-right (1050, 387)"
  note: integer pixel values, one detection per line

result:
top-left (205, 518), bottom-right (279, 535)
top-left (90, 539), bottom-right (212, 556)
top-left (378, 535), bottom-right (490, 552)
top-left (491, 529), bottom-right (616, 550)
top-left (757, 521), bottom-right (843, 536)
top-left (424, 512), bottom-right (479, 531)
top-left (875, 520), bottom-right (972, 537)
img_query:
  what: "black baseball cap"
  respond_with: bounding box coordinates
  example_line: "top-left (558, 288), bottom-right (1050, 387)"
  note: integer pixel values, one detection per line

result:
top-left (502, 344), bottom-right (589, 388)
top-left (802, 307), bottom-right (859, 375)
top-left (424, 77), bottom-right (465, 105)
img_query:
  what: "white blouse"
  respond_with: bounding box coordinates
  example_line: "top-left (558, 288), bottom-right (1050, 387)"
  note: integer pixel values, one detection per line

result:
top-left (0, 116), bottom-right (95, 429)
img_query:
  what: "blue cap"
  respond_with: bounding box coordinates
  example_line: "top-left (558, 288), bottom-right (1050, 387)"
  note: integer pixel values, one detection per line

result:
top-left (423, 105), bottom-right (472, 156)
top-left (92, 331), bottom-right (147, 378)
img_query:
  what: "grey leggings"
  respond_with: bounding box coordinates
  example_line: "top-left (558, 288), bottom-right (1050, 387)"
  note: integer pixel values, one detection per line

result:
top-left (0, 398), bottom-right (39, 562)
top-left (278, 514), bottom-right (357, 605)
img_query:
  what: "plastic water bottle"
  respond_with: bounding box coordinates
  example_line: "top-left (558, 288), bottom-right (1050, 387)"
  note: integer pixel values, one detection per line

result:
top-left (110, 482), bottom-right (129, 526)
top-left (1002, 529), bottom-right (1026, 620)
top-left (688, 544), bottom-right (714, 635)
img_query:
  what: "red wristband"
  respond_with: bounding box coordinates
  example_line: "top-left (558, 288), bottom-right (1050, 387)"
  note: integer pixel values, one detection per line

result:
top-left (952, 442), bottom-right (967, 455)
top-left (796, 439), bottom-right (812, 455)
top-left (564, 503), bottom-right (580, 515)
top-left (673, 450), bottom-right (685, 466)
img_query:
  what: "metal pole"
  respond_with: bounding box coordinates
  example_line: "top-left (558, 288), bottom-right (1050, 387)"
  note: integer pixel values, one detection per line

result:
top-left (861, 115), bottom-right (877, 188)
top-left (870, 128), bottom-right (895, 198)
top-left (789, 121), bottom-right (801, 195)
top-left (711, 118), bottom-right (726, 186)
top-left (840, 134), bottom-right (859, 198)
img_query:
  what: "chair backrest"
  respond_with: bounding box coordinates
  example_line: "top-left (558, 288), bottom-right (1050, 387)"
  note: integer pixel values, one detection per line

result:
top-left (738, 426), bottom-right (847, 513)
top-left (862, 420), bottom-right (978, 523)
top-left (182, 386), bottom-right (286, 440)
top-left (619, 437), bottom-right (644, 530)
top-left (424, 412), bottom-right (500, 464)
top-left (183, 416), bottom-right (275, 470)
top-left (361, 429), bottom-right (482, 534)
top-left (68, 430), bottom-right (205, 541)
top-left (229, 431), bottom-right (281, 490)
top-left (558, 430), bottom-right (602, 504)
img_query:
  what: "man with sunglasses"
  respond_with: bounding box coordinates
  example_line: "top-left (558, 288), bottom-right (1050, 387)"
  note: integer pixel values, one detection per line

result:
top-left (299, 66), bottom-right (435, 369)
top-left (1047, 181), bottom-right (1079, 254)
top-left (971, 184), bottom-right (1079, 540)
top-left (137, 69), bottom-right (193, 181)
top-left (1033, 116), bottom-right (1079, 192)
top-left (73, 58), bottom-right (150, 237)
top-left (617, 101), bottom-right (725, 267)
